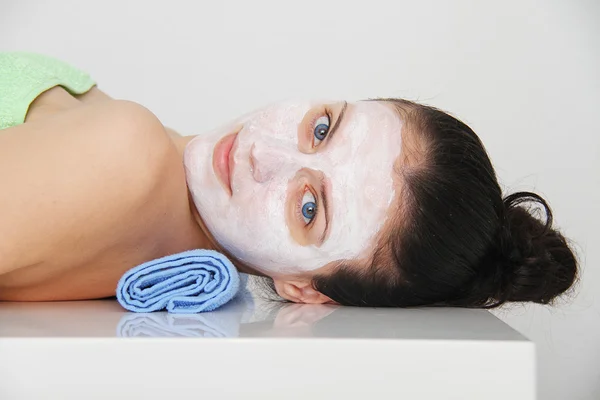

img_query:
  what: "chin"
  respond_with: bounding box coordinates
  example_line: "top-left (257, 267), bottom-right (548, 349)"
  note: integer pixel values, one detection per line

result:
top-left (183, 134), bottom-right (220, 192)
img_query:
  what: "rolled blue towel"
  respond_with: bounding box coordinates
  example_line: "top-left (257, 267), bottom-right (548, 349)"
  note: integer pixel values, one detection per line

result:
top-left (116, 249), bottom-right (240, 314)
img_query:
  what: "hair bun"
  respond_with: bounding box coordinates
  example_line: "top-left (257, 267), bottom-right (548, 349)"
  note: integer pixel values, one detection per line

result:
top-left (496, 192), bottom-right (578, 305)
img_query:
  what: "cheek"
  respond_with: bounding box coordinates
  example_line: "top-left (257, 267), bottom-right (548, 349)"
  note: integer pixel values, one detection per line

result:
top-left (224, 177), bottom-right (291, 248)
top-left (246, 101), bottom-right (312, 143)
top-left (235, 183), bottom-right (284, 223)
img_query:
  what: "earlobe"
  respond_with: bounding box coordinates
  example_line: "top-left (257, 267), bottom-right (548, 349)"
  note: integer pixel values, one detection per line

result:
top-left (274, 281), bottom-right (303, 303)
top-left (273, 279), bottom-right (335, 304)
top-left (299, 286), bottom-right (331, 304)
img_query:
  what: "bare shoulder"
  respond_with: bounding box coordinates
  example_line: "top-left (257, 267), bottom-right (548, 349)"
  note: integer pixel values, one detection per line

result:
top-left (0, 99), bottom-right (186, 282)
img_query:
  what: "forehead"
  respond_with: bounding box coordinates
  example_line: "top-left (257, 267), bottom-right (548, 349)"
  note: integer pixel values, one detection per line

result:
top-left (340, 101), bottom-right (401, 139)
top-left (318, 100), bottom-right (404, 255)
top-left (322, 100), bottom-right (405, 172)
top-left (346, 100), bottom-right (420, 175)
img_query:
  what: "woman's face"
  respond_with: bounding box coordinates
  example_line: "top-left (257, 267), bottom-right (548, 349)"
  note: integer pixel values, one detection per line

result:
top-left (184, 100), bottom-right (403, 277)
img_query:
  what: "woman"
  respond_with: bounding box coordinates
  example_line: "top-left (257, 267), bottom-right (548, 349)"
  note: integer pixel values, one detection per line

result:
top-left (0, 52), bottom-right (578, 307)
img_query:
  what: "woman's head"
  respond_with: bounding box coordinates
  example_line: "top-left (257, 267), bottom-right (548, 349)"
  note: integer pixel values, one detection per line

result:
top-left (184, 100), bottom-right (403, 277)
top-left (184, 98), bottom-right (578, 307)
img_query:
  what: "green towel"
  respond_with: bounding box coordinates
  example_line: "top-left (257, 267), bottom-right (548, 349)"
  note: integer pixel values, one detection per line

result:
top-left (0, 52), bottom-right (96, 130)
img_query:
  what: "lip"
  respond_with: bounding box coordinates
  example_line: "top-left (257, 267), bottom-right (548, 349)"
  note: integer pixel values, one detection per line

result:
top-left (212, 129), bottom-right (240, 196)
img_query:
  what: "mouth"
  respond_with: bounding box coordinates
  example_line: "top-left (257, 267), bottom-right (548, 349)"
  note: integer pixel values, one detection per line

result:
top-left (212, 127), bottom-right (241, 196)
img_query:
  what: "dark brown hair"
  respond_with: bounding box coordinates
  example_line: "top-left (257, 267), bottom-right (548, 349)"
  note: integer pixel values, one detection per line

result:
top-left (310, 99), bottom-right (578, 308)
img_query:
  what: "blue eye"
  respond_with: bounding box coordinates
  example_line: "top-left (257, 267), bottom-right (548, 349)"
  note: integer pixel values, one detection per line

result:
top-left (301, 190), bottom-right (317, 224)
top-left (313, 115), bottom-right (330, 145)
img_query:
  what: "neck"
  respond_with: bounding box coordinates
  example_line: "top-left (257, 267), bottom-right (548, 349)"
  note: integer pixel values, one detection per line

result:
top-left (170, 132), bottom-right (265, 277)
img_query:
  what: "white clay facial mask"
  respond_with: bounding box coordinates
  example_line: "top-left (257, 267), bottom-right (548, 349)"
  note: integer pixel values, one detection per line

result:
top-left (183, 100), bottom-right (403, 276)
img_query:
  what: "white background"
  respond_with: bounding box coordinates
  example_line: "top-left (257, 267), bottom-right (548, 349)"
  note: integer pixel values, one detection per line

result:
top-left (1, 1), bottom-right (598, 399)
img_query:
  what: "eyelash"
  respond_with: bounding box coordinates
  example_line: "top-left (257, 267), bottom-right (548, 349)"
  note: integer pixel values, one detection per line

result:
top-left (296, 186), bottom-right (318, 228)
top-left (308, 107), bottom-right (333, 148)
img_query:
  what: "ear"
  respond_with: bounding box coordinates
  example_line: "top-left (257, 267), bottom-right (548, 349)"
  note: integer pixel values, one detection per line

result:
top-left (273, 278), bottom-right (336, 304)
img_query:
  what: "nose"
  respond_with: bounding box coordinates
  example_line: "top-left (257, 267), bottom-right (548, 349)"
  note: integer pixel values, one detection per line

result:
top-left (249, 141), bottom-right (290, 183)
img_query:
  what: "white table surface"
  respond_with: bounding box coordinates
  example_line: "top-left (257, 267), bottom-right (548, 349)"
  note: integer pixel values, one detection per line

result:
top-left (0, 286), bottom-right (535, 400)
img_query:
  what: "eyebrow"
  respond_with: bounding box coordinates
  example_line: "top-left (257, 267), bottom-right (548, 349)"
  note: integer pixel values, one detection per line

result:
top-left (326, 101), bottom-right (348, 144)
top-left (318, 179), bottom-right (330, 245)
